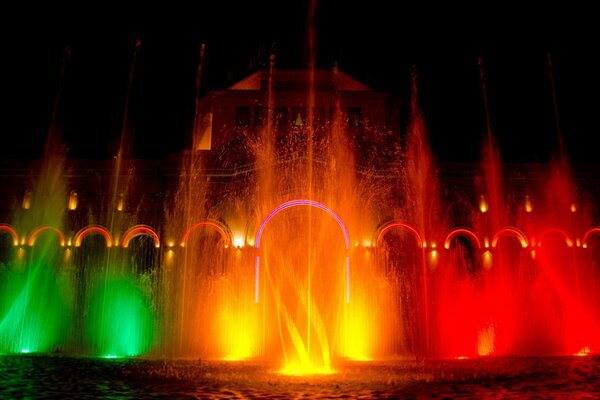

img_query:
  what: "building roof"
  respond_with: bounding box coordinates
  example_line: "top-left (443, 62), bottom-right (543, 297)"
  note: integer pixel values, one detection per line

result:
top-left (227, 69), bottom-right (373, 92)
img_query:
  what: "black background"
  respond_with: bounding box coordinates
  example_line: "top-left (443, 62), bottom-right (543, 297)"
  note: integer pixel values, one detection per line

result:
top-left (1, 2), bottom-right (598, 163)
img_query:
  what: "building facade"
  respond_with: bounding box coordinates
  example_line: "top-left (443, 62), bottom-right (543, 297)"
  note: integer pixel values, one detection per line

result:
top-left (193, 69), bottom-right (399, 159)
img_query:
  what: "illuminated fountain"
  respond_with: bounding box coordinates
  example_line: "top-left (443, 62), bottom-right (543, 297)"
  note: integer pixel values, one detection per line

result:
top-left (1, 43), bottom-right (599, 378)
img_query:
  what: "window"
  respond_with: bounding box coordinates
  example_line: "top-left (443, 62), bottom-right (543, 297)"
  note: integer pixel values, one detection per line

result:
top-left (291, 107), bottom-right (306, 126)
top-left (329, 106), bottom-right (341, 124)
top-left (255, 106), bottom-right (267, 126)
top-left (274, 106), bottom-right (287, 126)
top-left (348, 107), bottom-right (363, 128)
top-left (313, 107), bottom-right (325, 127)
top-left (236, 106), bottom-right (250, 126)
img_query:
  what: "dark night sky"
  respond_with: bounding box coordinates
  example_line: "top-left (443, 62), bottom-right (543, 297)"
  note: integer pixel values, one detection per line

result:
top-left (1, 2), bottom-right (598, 163)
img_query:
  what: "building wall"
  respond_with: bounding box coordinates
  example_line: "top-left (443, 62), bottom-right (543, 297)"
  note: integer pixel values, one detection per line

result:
top-left (196, 89), bottom-right (392, 159)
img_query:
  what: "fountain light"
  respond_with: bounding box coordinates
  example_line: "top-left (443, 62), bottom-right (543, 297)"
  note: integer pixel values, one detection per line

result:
top-left (479, 195), bottom-right (488, 213)
top-left (482, 250), bottom-right (492, 269)
top-left (116, 193), bottom-right (124, 211)
top-left (0, 224), bottom-right (19, 246)
top-left (21, 191), bottom-right (31, 210)
top-left (278, 363), bottom-right (336, 376)
top-left (574, 346), bottom-right (591, 357)
top-left (478, 325), bottom-right (495, 356)
top-left (73, 225), bottom-right (113, 247)
top-left (254, 199), bottom-right (351, 303)
top-left (429, 249), bottom-right (439, 268)
top-left (233, 237), bottom-right (244, 248)
top-left (525, 195), bottom-right (533, 213)
top-left (27, 226), bottom-right (66, 247)
top-left (68, 190), bottom-right (78, 211)
top-left (445, 228), bottom-right (481, 250)
top-left (492, 227), bottom-right (529, 248)
top-left (121, 225), bottom-right (160, 248)
top-left (181, 220), bottom-right (232, 248)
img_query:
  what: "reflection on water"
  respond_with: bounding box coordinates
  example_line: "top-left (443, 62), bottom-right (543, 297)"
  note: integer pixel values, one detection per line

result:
top-left (1, 356), bottom-right (599, 399)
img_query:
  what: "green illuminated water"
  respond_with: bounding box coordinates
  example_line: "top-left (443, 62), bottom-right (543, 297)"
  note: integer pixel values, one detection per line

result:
top-left (85, 273), bottom-right (155, 357)
top-left (0, 240), bottom-right (72, 354)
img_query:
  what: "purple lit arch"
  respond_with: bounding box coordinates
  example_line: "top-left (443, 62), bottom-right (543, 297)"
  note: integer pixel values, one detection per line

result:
top-left (254, 200), bottom-right (351, 304)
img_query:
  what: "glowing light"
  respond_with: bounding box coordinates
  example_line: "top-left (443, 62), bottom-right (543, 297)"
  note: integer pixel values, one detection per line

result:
top-left (484, 237), bottom-right (490, 248)
top-left (582, 227), bottom-right (600, 249)
top-left (571, 203), bottom-right (577, 213)
top-left (428, 250), bottom-right (439, 268)
top-left (233, 237), bottom-right (244, 248)
top-left (531, 250), bottom-right (536, 259)
top-left (479, 195), bottom-right (488, 213)
top-left (68, 190), bottom-right (78, 211)
top-left (538, 228), bottom-right (573, 248)
top-left (103, 354), bottom-right (118, 359)
top-left (27, 226), bottom-right (66, 247)
top-left (444, 228), bottom-right (481, 249)
top-left (16, 247), bottom-right (25, 264)
top-left (254, 200), bottom-right (351, 303)
top-left (116, 193), bottom-right (124, 211)
top-left (121, 225), bottom-right (161, 248)
top-left (346, 256), bottom-right (351, 303)
top-left (180, 220), bottom-right (232, 248)
top-left (22, 190), bottom-right (31, 210)
top-left (0, 224), bottom-right (19, 246)
top-left (482, 250), bottom-right (492, 269)
top-left (168, 241), bottom-right (174, 248)
top-left (456, 356), bottom-right (469, 360)
top-left (574, 346), bottom-right (591, 357)
top-left (374, 221), bottom-right (424, 249)
top-left (218, 304), bottom-right (259, 361)
top-left (254, 255), bottom-right (259, 303)
top-left (491, 227), bottom-right (529, 248)
top-left (525, 195), bottom-right (533, 213)
top-left (86, 276), bottom-right (155, 358)
top-left (477, 324), bottom-right (495, 356)
top-left (278, 363), bottom-right (336, 376)
top-left (341, 300), bottom-right (375, 361)
top-left (73, 225), bottom-right (113, 247)
top-left (20, 349), bottom-right (30, 354)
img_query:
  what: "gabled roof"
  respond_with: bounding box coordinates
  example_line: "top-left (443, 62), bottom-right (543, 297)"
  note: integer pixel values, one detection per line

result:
top-left (228, 69), bottom-right (373, 91)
